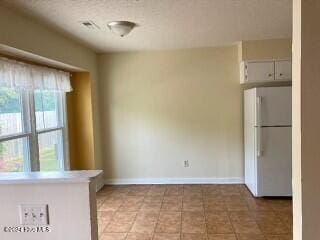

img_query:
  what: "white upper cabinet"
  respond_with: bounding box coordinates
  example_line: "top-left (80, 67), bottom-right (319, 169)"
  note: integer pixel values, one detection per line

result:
top-left (245, 61), bottom-right (275, 83)
top-left (240, 59), bottom-right (291, 84)
top-left (275, 60), bottom-right (292, 81)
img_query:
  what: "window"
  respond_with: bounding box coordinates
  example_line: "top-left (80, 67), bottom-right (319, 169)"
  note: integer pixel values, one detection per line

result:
top-left (0, 88), bottom-right (68, 172)
top-left (0, 57), bottom-right (71, 172)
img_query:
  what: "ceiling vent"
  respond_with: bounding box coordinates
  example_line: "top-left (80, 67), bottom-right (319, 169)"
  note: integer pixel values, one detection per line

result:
top-left (80, 20), bottom-right (100, 30)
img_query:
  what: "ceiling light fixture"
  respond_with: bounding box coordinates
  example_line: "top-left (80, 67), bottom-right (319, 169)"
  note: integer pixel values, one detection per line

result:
top-left (107, 21), bottom-right (136, 37)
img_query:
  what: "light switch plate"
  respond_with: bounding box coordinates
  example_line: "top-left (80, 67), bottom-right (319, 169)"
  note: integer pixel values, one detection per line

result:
top-left (19, 204), bottom-right (49, 226)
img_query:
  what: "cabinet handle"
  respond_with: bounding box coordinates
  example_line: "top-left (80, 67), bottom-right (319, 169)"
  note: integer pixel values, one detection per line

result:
top-left (268, 73), bottom-right (272, 77)
top-left (280, 73), bottom-right (283, 76)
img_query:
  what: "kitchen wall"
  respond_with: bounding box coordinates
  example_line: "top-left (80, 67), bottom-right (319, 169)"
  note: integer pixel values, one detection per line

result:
top-left (239, 38), bottom-right (292, 61)
top-left (98, 46), bottom-right (244, 183)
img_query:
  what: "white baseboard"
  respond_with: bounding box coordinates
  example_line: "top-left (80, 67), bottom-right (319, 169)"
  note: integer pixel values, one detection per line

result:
top-left (96, 178), bottom-right (106, 192)
top-left (104, 177), bottom-right (244, 185)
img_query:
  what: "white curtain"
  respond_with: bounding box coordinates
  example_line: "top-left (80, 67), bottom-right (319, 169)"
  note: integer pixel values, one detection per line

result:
top-left (0, 57), bottom-right (72, 92)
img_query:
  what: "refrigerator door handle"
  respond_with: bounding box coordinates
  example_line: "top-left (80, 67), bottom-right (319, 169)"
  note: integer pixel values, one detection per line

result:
top-left (256, 96), bottom-right (262, 157)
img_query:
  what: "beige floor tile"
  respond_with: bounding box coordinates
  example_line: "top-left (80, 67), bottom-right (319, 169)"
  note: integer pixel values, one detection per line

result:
top-left (182, 211), bottom-right (205, 222)
top-left (231, 221), bottom-right (262, 234)
top-left (163, 196), bottom-right (183, 202)
top-left (181, 233), bottom-right (207, 240)
top-left (228, 211), bottom-right (254, 222)
top-left (147, 189), bottom-right (166, 196)
top-left (162, 202), bottom-right (182, 211)
top-left (159, 211), bottom-right (181, 222)
top-left (207, 234), bottom-right (237, 240)
top-left (128, 189), bottom-right (149, 196)
top-left (203, 194), bottom-right (223, 201)
top-left (221, 190), bottom-right (241, 196)
top-left (153, 233), bottom-right (181, 240)
top-left (156, 221), bottom-right (181, 233)
top-left (96, 185), bottom-right (292, 240)
top-left (245, 199), bottom-right (273, 211)
top-left (257, 220), bottom-right (290, 234)
top-left (236, 234), bottom-right (266, 240)
top-left (97, 195), bottom-right (107, 204)
top-left (205, 211), bottom-right (229, 222)
top-left (118, 202), bottom-right (142, 211)
top-left (144, 196), bottom-right (163, 203)
top-left (98, 211), bottom-right (115, 223)
top-left (206, 221), bottom-right (234, 234)
top-left (112, 211), bottom-right (137, 223)
top-left (130, 220), bottom-right (157, 234)
top-left (100, 201), bottom-right (123, 211)
top-left (182, 221), bottom-right (206, 233)
top-left (136, 211), bottom-right (159, 222)
top-left (204, 196), bottom-right (224, 202)
top-left (165, 189), bottom-right (184, 196)
top-left (98, 221), bottom-right (109, 233)
top-left (126, 233), bottom-right (153, 240)
top-left (252, 211), bottom-right (279, 222)
top-left (205, 202), bottom-right (227, 211)
top-left (223, 196), bottom-right (247, 204)
top-left (276, 212), bottom-right (293, 226)
top-left (226, 203), bottom-right (249, 211)
top-left (99, 233), bottom-right (127, 240)
top-left (265, 235), bottom-right (292, 240)
top-left (183, 195), bottom-right (203, 202)
top-left (126, 196), bottom-right (145, 203)
top-left (104, 221), bottom-right (133, 233)
top-left (183, 187), bottom-right (202, 192)
top-left (140, 202), bottom-right (162, 211)
top-left (183, 202), bottom-right (204, 211)
top-left (269, 201), bottom-right (292, 212)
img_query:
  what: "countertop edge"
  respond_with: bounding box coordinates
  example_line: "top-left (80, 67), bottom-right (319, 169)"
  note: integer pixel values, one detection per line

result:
top-left (0, 170), bottom-right (103, 184)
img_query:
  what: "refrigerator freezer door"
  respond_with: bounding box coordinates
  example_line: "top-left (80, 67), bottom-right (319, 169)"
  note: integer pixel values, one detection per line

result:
top-left (256, 87), bottom-right (292, 126)
top-left (257, 127), bottom-right (292, 196)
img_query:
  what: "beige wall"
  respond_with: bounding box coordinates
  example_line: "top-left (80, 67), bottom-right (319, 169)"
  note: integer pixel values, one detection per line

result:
top-left (293, 1), bottom-right (320, 240)
top-left (99, 46), bottom-right (243, 183)
top-left (239, 38), bottom-right (292, 61)
top-left (0, 4), bottom-right (103, 171)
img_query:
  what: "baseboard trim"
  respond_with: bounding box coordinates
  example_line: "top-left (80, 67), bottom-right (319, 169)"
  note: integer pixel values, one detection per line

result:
top-left (104, 177), bottom-right (244, 185)
top-left (96, 177), bottom-right (105, 192)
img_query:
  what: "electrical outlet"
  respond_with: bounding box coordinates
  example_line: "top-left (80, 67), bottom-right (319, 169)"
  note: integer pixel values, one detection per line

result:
top-left (19, 204), bottom-right (49, 226)
top-left (184, 160), bottom-right (190, 167)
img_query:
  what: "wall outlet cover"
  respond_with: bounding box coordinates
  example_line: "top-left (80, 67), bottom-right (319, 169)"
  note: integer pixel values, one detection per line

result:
top-left (19, 204), bottom-right (49, 226)
top-left (184, 160), bottom-right (190, 167)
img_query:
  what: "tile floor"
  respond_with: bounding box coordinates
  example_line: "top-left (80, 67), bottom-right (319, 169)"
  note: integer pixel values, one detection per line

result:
top-left (96, 184), bottom-right (292, 240)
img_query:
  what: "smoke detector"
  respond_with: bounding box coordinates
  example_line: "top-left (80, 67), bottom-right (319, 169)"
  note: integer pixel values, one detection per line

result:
top-left (107, 21), bottom-right (136, 37)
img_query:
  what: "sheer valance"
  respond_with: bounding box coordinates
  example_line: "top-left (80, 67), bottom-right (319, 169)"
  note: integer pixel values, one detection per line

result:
top-left (0, 57), bottom-right (72, 92)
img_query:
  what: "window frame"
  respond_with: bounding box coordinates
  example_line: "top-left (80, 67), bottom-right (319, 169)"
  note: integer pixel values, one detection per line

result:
top-left (0, 88), bottom-right (69, 172)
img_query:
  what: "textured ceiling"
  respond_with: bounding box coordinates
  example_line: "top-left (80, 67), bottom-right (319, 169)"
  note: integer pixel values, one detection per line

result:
top-left (3, 0), bottom-right (292, 53)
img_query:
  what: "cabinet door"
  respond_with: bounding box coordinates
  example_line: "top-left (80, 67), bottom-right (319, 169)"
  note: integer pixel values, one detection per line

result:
top-left (245, 61), bottom-right (275, 82)
top-left (275, 60), bottom-right (292, 80)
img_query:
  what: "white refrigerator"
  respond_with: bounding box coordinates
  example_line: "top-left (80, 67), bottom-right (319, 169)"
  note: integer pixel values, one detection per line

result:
top-left (244, 86), bottom-right (292, 197)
